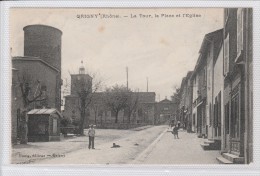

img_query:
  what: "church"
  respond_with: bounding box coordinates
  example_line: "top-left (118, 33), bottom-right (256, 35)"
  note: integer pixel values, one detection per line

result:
top-left (62, 63), bottom-right (158, 129)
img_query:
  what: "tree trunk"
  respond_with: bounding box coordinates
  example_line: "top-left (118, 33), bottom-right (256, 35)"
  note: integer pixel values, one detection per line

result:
top-left (128, 114), bottom-right (131, 124)
top-left (100, 114), bottom-right (103, 126)
top-left (128, 108), bottom-right (132, 124)
top-left (20, 111), bottom-right (28, 144)
top-left (80, 108), bottom-right (86, 135)
top-left (115, 111), bottom-right (119, 123)
top-left (20, 109), bottom-right (28, 144)
top-left (94, 111), bottom-right (97, 124)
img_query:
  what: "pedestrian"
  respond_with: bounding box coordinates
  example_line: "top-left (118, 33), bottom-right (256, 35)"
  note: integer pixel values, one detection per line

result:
top-left (169, 120), bottom-right (174, 130)
top-left (177, 120), bottom-right (181, 129)
top-left (172, 125), bottom-right (179, 139)
top-left (171, 120), bottom-right (175, 128)
top-left (88, 124), bottom-right (95, 149)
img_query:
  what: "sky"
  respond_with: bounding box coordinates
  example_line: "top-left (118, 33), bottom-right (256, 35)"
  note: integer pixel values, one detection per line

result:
top-left (10, 8), bottom-right (223, 102)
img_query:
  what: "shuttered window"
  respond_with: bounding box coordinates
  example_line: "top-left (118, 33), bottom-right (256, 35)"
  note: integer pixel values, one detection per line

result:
top-left (224, 34), bottom-right (230, 76)
top-left (217, 92), bottom-right (221, 137)
top-left (237, 8), bottom-right (243, 54)
top-left (231, 94), bottom-right (240, 138)
top-left (225, 103), bottom-right (229, 134)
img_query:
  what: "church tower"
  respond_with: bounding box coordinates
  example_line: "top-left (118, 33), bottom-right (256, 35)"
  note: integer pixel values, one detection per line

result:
top-left (70, 61), bottom-right (92, 95)
top-left (79, 60), bottom-right (85, 74)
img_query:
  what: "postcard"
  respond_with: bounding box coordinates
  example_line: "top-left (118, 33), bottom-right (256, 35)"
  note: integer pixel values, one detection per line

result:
top-left (8, 7), bottom-right (253, 165)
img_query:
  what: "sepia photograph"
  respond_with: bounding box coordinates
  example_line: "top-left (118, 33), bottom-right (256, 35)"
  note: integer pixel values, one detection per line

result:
top-left (9, 8), bottom-right (253, 165)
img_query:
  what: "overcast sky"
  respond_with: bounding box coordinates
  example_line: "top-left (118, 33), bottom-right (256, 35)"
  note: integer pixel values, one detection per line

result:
top-left (10, 8), bottom-right (223, 101)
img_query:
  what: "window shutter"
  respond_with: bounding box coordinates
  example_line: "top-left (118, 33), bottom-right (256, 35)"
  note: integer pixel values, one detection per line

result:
top-left (224, 34), bottom-right (229, 76)
top-left (218, 92), bottom-right (221, 128)
top-left (237, 8), bottom-right (243, 54)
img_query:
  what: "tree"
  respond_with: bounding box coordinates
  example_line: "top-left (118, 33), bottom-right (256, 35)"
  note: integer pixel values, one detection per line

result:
top-left (104, 85), bottom-right (130, 123)
top-left (17, 71), bottom-right (47, 144)
top-left (91, 99), bottom-right (99, 125)
top-left (125, 92), bottom-right (139, 124)
top-left (171, 86), bottom-right (181, 122)
top-left (71, 73), bottom-right (102, 135)
top-left (90, 93), bottom-right (105, 125)
top-left (171, 86), bottom-right (181, 103)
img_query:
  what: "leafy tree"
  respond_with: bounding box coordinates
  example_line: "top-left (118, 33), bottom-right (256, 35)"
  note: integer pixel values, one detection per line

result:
top-left (60, 118), bottom-right (70, 127)
top-left (104, 85), bottom-right (130, 123)
top-left (171, 87), bottom-right (181, 103)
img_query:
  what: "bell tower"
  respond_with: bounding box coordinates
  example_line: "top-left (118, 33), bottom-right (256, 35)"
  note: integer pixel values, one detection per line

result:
top-left (70, 61), bottom-right (92, 95)
top-left (79, 60), bottom-right (85, 74)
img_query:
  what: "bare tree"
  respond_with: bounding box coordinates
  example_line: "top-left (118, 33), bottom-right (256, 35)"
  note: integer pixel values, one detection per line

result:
top-left (17, 71), bottom-right (47, 144)
top-left (125, 92), bottom-right (139, 124)
top-left (104, 85), bottom-right (129, 123)
top-left (90, 93), bottom-right (105, 125)
top-left (91, 99), bottom-right (99, 125)
top-left (70, 72), bottom-right (102, 135)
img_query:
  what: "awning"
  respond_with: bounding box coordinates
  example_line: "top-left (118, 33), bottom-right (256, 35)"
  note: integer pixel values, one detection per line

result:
top-left (27, 108), bottom-right (62, 118)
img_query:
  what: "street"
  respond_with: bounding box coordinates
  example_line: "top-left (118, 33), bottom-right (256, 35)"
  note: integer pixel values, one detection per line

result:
top-left (35, 125), bottom-right (166, 164)
top-left (14, 125), bottom-right (221, 164)
top-left (133, 128), bottom-right (220, 164)
top-left (12, 126), bottom-right (151, 164)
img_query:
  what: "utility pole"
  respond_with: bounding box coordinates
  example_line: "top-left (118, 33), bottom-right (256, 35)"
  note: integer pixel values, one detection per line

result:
top-left (126, 67), bottom-right (128, 90)
top-left (146, 77), bottom-right (149, 92)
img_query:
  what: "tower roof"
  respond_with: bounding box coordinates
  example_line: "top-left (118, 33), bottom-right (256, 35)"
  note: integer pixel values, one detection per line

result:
top-left (79, 60), bottom-right (85, 74)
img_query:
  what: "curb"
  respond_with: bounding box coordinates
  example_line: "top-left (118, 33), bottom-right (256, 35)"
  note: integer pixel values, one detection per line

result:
top-left (131, 127), bottom-right (168, 163)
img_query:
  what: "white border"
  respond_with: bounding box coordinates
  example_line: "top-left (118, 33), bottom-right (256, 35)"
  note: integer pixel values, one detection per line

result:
top-left (1, 1), bottom-right (260, 176)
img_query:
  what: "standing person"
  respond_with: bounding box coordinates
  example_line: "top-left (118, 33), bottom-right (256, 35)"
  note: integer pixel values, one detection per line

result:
top-left (171, 120), bottom-right (175, 128)
top-left (88, 124), bottom-right (95, 149)
top-left (169, 120), bottom-right (174, 130)
top-left (177, 120), bottom-right (181, 129)
top-left (172, 125), bottom-right (179, 139)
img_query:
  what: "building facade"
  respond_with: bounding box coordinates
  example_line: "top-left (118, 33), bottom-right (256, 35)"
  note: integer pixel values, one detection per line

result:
top-left (12, 57), bottom-right (61, 110)
top-left (11, 24), bottom-right (62, 144)
top-left (11, 68), bottom-right (21, 144)
top-left (217, 8), bottom-right (253, 164)
top-left (155, 98), bottom-right (178, 125)
top-left (203, 29), bottom-right (224, 141)
top-left (63, 65), bottom-right (157, 129)
top-left (191, 72), bottom-right (198, 133)
top-left (243, 8), bottom-right (253, 165)
top-left (171, 8), bottom-right (253, 164)
top-left (213, 43), bottom-right (224, 146)
top-left (191, 48), bottom-right (207, 137)
top-left (88, 92), bottom-right (156, 127)
top-left (12, 57), bottom-right (62, 143)
top-left (189, 29), bottom-right (223, 138)
top-left (224, 8), bottom-right (244, 158)
top-left (178, 71), bottom-right (193, 131)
